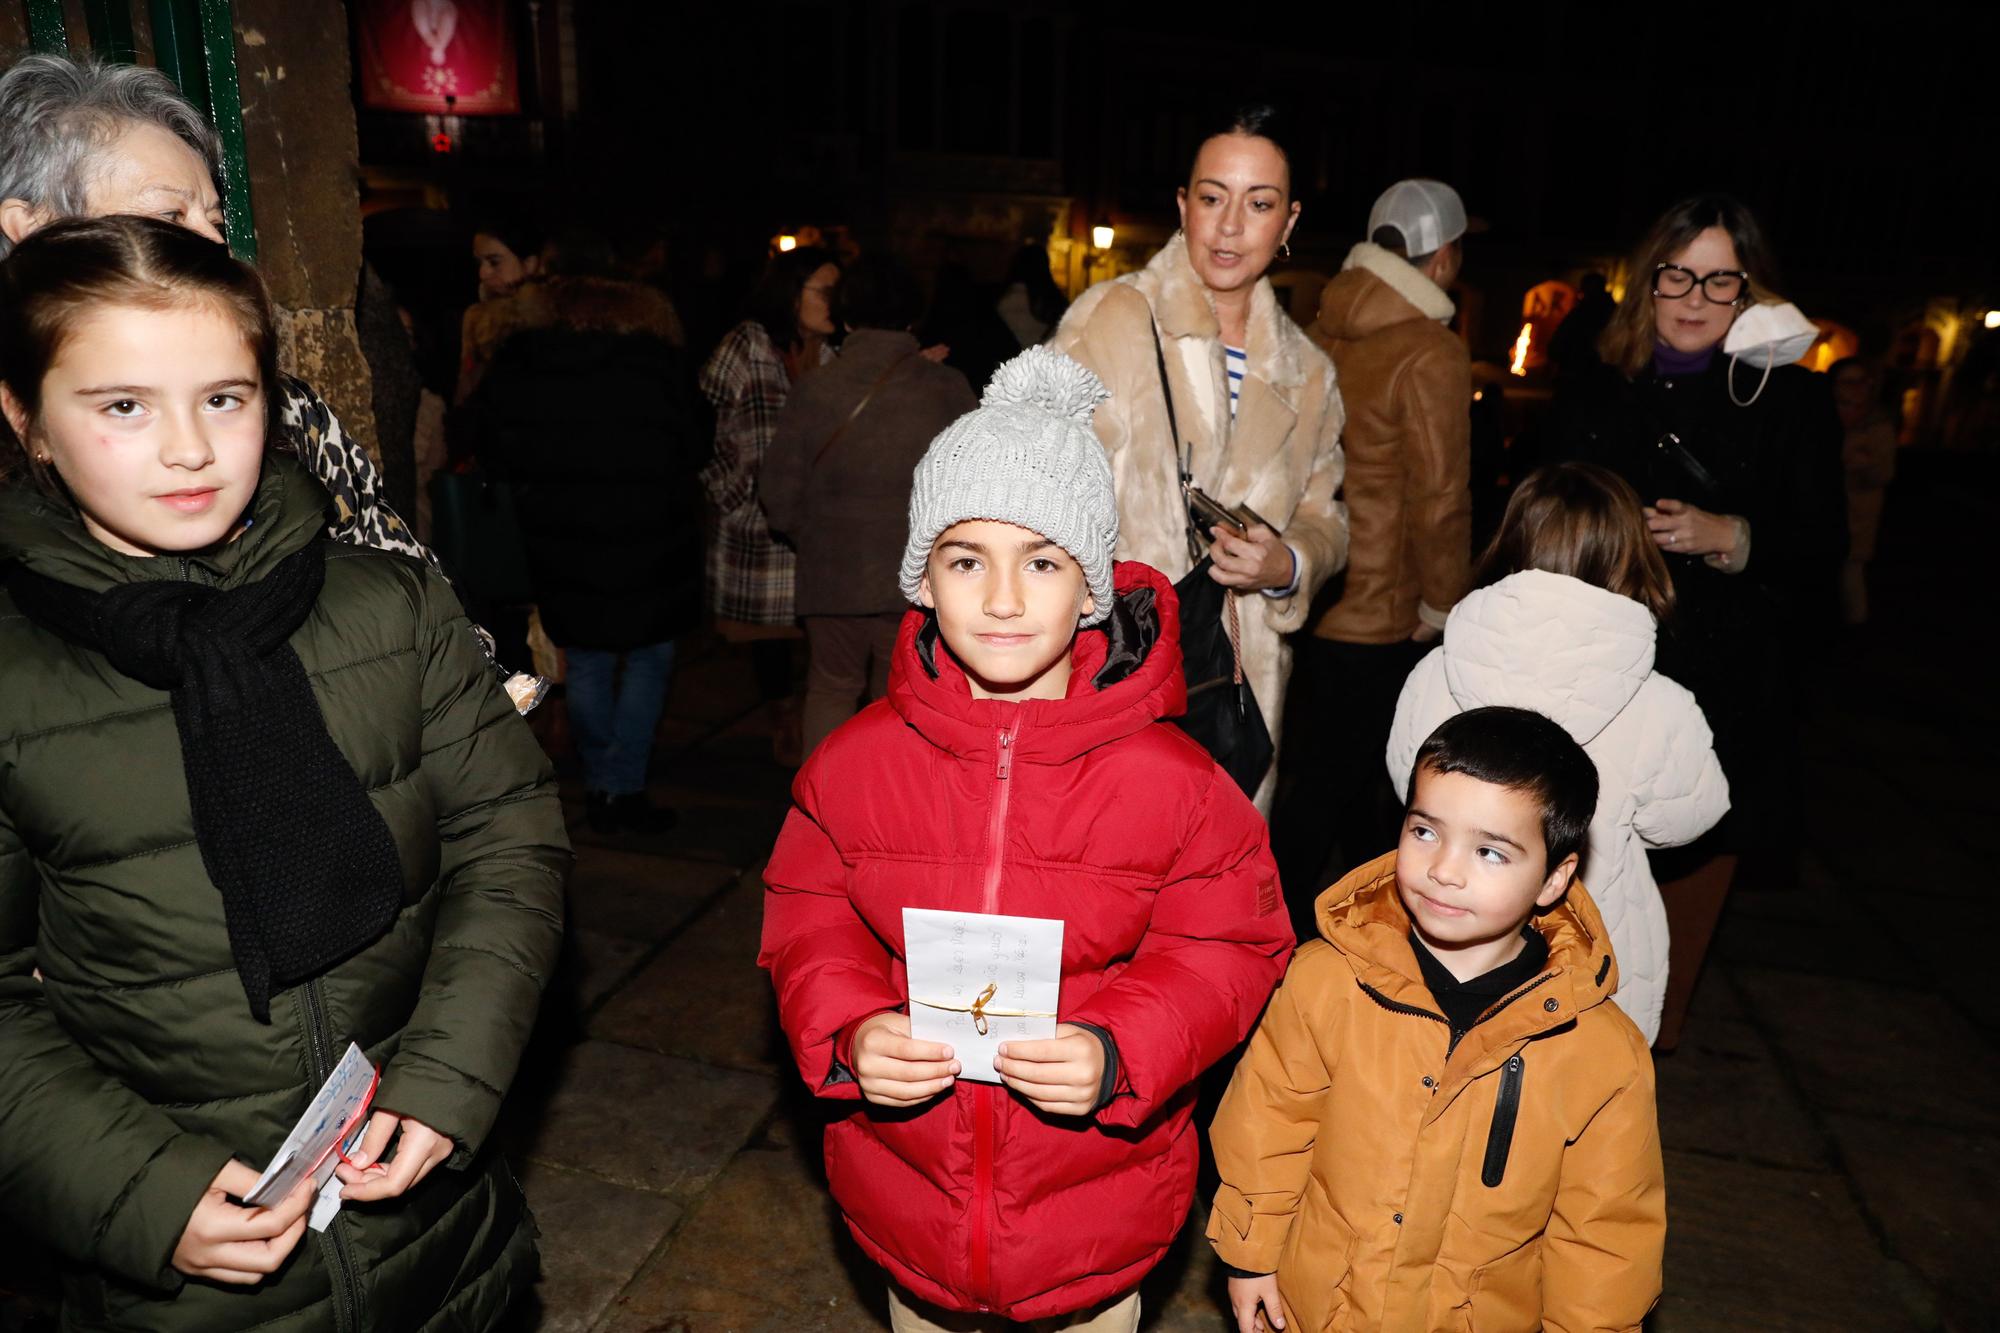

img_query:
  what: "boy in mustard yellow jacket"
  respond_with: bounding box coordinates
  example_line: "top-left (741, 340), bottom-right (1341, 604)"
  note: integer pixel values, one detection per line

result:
top-left (1207, 706), bottom-right (1665, 1333)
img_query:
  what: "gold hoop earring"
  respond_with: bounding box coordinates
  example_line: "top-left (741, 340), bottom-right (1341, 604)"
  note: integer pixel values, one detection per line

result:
top-left (1278, 242), bottom-right (1292, 262)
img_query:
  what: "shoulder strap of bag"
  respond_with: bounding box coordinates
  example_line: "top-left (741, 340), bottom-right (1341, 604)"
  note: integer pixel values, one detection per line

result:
top-left (1156, 322), bottom-right (1247, 681)
top-left (1148, 318), bottom-right (1189, 482)
top-left (1149, 320), bottom-right (1203, 563)
top-left (813, 350), bottom-right (920, 468)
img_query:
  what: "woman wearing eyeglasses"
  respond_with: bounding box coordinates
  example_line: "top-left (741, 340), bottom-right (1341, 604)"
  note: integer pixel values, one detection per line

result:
top-left (1546, 193), bottom-right (1845, 1048)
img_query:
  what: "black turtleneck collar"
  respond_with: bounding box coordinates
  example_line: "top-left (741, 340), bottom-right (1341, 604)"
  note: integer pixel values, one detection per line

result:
top-left (1410, 925), bottom-right (1551, 1037)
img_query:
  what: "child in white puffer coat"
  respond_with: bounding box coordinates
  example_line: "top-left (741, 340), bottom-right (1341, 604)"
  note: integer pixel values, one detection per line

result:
top-left (1386, 462), bottom-right (1729, 1044)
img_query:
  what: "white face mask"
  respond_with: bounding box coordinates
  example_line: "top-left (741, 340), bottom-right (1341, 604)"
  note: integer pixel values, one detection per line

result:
top-left (1722, 300), bottom-right (1819, 405)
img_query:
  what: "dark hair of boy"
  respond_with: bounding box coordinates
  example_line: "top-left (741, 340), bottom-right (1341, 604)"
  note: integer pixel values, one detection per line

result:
top-left (1408, 706), bottom-right (1598, 869)
top-left (835, 252), bottom-right (922, 331)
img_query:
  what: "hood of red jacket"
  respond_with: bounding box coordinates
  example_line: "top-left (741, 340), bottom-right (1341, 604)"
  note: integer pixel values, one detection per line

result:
top-left (887, 560), bottom-right (1187, 766)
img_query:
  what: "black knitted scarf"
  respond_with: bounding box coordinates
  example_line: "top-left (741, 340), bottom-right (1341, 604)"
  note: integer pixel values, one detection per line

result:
top-left (7, 543), bottom-right (404, 1021)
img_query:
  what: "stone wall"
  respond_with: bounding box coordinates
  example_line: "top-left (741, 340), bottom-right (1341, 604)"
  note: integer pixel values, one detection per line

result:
top-left (235, 0), bottom-right (377, 468)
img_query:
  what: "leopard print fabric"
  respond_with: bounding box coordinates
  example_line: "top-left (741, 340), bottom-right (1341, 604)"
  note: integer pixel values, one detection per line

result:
top-left (277, 374), bottom-right (439, 570)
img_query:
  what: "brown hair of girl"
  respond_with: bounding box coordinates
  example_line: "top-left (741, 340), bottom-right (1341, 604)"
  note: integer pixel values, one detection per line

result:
top-left (1471, 462), bottom-right (1675, 620)
top-left (0, 214), bottom-right (278, 494)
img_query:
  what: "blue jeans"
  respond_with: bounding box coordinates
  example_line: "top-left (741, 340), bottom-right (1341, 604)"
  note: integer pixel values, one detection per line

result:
top-left (565, 641), bottom-right (675, 797)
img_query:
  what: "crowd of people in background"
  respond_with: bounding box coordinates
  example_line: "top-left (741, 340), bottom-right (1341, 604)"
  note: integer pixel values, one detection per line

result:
top-left (0, 44), bottom-right (1873, 1333)
top-left (381, 118), bottom-right (1855, 980)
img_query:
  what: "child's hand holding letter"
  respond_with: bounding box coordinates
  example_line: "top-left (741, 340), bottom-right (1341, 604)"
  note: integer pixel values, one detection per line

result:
top-left (995, 1024), bottom-right (1104, 1117)
top-left (852, 1012), bottom-right (960, 1107)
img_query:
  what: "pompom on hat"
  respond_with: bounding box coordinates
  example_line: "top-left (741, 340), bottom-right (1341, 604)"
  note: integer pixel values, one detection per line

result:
top-left (900, 346), bottom-right (1119, 626)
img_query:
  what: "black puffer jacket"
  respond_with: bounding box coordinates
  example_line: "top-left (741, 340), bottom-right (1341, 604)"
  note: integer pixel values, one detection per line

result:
top-left (0, 458), bottom-right (570, 1331)
top-left (466, 276), bottom-right (706, 650)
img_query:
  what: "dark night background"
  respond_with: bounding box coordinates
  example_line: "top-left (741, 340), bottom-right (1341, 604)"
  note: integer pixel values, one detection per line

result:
top-left (353, 1), bottom-right (2000, 450)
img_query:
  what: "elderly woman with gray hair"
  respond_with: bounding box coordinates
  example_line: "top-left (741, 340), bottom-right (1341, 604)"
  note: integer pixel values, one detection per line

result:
top-left (0, 52), bottom-right (542, 704)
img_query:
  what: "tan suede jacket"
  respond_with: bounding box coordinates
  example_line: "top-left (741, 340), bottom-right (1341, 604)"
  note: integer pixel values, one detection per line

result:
top-left (1309, 244), bottom-right (1473, 643)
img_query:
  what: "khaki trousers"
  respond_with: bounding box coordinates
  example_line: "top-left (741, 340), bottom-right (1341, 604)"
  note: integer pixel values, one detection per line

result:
top-left (887, 1285), bottom-right (1140, 1333)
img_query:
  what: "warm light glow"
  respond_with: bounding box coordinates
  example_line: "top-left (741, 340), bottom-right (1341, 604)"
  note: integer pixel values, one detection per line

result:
top-left (775, 234), bottom-right (798, 253)
top-left (1509, 322), bottom-right (1533, 376)
top-left (1985, 309), bottom-right (2000, 330)
top-left (1092, 225), bottom-right (1115, 250)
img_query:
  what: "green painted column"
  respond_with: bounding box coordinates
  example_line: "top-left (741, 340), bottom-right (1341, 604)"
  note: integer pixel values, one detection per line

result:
top-left (83, 0), bottom-right (138, 64)
top-left (148, 0), bottom-right (252, 260)
top-left (25, 0), bottom-right (67, 52)
top-left (149, 0), bottom-right (210, 104)
top-left (197, 0), bottom-right (256, 262)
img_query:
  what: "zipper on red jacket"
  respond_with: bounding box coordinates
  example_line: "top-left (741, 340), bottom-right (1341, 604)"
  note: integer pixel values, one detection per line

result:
top-left (970, 717), bottom-right (1019, 1305)
top-left (970, 1083), bottom-right (996, 1308)
top-left (979, 719), bottom-right (1019, 915)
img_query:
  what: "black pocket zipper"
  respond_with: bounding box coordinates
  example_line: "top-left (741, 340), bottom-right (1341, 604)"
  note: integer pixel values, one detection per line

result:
top-left (1481, 1053), bottom-right (1525, 1187)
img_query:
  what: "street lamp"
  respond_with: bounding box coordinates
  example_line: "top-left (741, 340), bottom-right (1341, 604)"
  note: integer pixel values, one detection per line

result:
top-left (1985, 309), bottom-right (2000, 330)
top-left (1092, 225), bottom-right (1115, 250)
top-left (775, 234), bottom-right (798, 253)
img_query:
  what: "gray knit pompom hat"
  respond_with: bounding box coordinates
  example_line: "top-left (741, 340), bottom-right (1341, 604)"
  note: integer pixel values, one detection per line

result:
top-left (900, 346), bottom-right (1118, 627)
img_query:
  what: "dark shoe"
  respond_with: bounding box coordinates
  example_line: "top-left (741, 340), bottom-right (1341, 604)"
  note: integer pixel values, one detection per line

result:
top-left (609, 792), bottom-right (677, 835)
top-left (584, 791), bottom-right (620, 836)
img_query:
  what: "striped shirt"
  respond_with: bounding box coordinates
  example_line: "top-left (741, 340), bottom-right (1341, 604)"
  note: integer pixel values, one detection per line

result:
top-left (1224, 344), bottom-right (1247, 420)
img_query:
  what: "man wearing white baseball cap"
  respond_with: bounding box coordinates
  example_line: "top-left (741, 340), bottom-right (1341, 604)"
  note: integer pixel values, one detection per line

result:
top-left (1270, 179), bottom-right (1475, 923)
top-left (1367, 178), bottom-right (1470, 267)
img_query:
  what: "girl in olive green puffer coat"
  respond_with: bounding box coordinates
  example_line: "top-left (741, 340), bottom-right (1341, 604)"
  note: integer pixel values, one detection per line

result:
top-left (0, 218), bottom-right (569, 1332)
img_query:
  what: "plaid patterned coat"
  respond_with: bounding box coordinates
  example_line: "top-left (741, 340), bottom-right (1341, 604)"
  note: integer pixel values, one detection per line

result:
top-left (697, 320), bottom-right (798, 624)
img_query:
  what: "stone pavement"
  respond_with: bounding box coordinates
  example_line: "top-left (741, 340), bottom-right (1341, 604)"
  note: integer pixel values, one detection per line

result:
top-left (0, 457), bottom-right (1991, 1333)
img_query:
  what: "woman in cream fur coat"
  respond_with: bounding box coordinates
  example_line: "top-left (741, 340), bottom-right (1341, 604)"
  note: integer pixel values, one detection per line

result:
top-left (1385, 464), bottom-right (1731, 1042)
top-left (1053, 108), bottom-right (1347, 810)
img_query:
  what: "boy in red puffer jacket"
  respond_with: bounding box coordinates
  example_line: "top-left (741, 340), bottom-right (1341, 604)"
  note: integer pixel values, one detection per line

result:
top-left (760, 346), bottom-right (1294, 1331)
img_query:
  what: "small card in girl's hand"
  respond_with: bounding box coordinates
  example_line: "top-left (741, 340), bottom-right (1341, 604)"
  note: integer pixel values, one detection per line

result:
top-left (904, 908), bottom-right (1064, 1083)
top-left (244, 1041), bottom-right (376, 1228)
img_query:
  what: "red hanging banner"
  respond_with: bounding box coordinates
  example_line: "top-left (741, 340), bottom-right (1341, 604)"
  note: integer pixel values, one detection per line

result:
top-left (356, 0), bottom-right (520, 115)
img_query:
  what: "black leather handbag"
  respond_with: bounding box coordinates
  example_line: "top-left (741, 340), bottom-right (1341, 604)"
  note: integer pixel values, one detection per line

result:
top-left (1150, 322), bottom-right (1274, 797)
